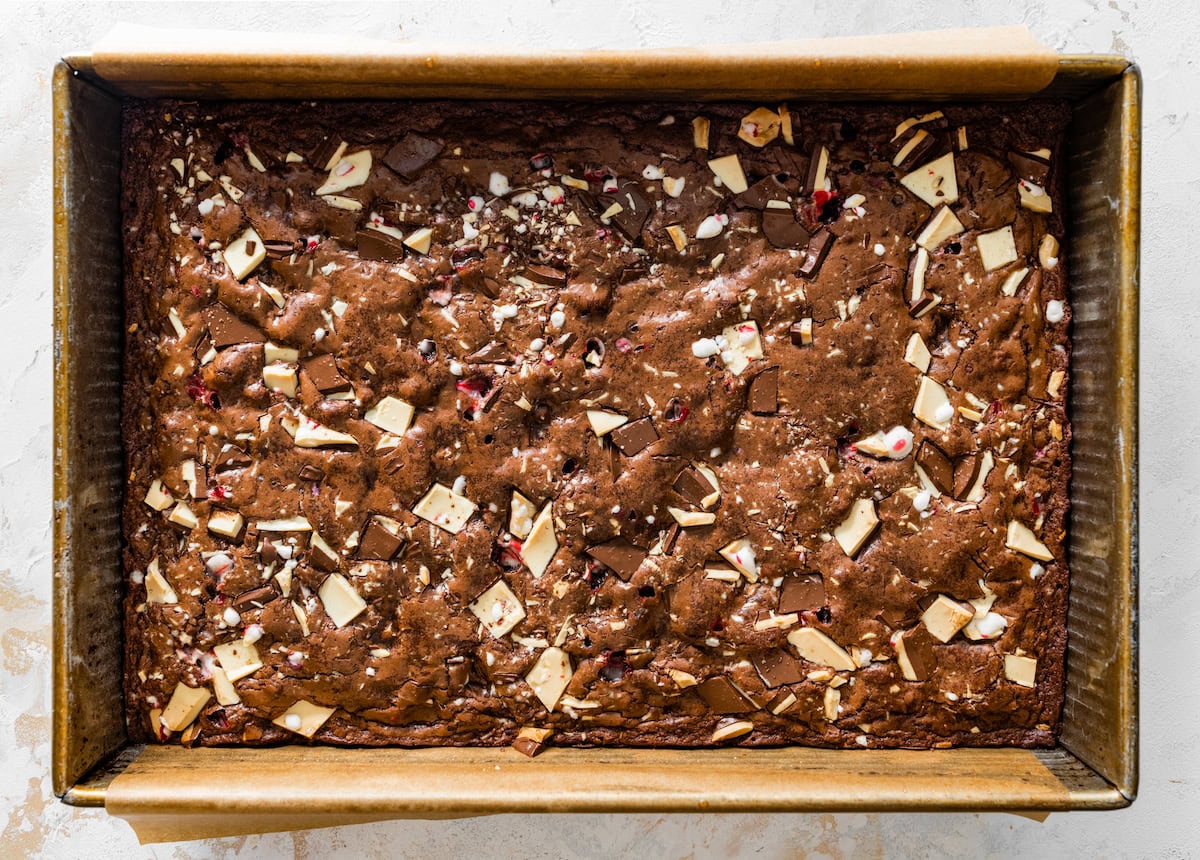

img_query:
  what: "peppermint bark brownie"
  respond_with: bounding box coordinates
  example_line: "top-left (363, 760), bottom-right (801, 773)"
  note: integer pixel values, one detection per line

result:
top-left (122, 99), bottom-right (1071, 749)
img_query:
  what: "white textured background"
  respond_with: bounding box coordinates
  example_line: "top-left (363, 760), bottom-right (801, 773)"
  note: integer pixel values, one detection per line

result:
top-left (3, 1), bottom-right (1194, 856)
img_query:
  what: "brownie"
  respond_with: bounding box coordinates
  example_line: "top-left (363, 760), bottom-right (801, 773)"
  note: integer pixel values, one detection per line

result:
top-left (121, 98), bottom-right (1071, 750)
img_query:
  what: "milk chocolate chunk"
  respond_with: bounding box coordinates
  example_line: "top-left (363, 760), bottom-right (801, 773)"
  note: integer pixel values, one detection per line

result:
top-left (446, 658), bottom-right (471, 689)
top-left (798, 228), bottom-right (834, 279)
top-left (753, 649), bottom-right (805, 688)
top-left (916, 441), bottom-right (955, 495)
top-left (1008, 150), bottom-right (1051, 185)
top-left (356, 229), bottom-right (407, 261)
top-left (778, 574), bottom-right (825, 613)
top-left (262, 239), bottom-right (296, 259)
top-left (308, 535), bottom-right (340, 572)
top-left (309, 135), bottom-right (343, 171)
top-left (213, 445), bottom-right (252, 473)
top-left (747, 367), bottom-right (779, 414)
top-left (585, 539), bottom-right (647, 581)
top-left (953, 452), bottom-right (984, 500)
top-left (298, 464), bottom-right (325, 482)
top-left (358, 519), bottom-right (404, 560)
top-left (735, 174), bottom-right (790, 210)
top-left (524, 264), bottom-right (568, 287)
top-left (512, 726), bottom-right (553, 758)
top-left (382, 132), bottom-right (444, 178)
top-left (260, 539), bottom-right (279, 564)
top-left (609, 417), bottom-right (658, 456)
top-left (204, 304), bottom-right (265, 348)
top-left (672, 466), bottom-right (717, 507)
top-left (303, 354), bottom-right (352, 395)
top-left (897, 625), bottom-right (938, 681)
top-left (662, 523), bottom-right (682, 554)
top-left (234, 583), bottom-right (279, 609)
top-left (468, 341), bottom-right (513, 364)
top-left (803, 143), bottom-right (830, 196)
top-left (598, 181), bottom-right (652, 239)
top-left (697, 676), bottom-right (756, 714)
top-left (761, 209), bottom-right (810, 249)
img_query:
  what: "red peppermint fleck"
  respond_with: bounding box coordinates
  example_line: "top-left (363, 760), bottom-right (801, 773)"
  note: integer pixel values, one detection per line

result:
top-left (664, 398), bottom-right (689, 423)
top-left (812, 189), bottom-right (836, 207)
top-left (208, 485), bottom-right (231, 501)
top-left (186, 373), bottom-right (219, 409)
top-left (492, 538), bottom-right (523, 571)
top-left (615, 337), bottom-right (633, 353)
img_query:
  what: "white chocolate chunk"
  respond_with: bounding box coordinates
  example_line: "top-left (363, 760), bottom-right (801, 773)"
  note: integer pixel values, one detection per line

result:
top-left (787, 627), bottom-right (856, 671)
top-left (909, 246), bottom-right (929, 302)
top-left (520, 503), bottom-right (558, 578)
top-left (168, 306), bottom-right (187, 338)
top-left (207, 510), bottom-right (244, 539)
top-left (809, 145), bottom-right (830, 192)
top-left (1004, 654), bottom-right (1037, 687)
top-left (509, 491), bottom-right (537, 540)
top-left (892, 111), bottom-right (945, 141)
top-left (404, 226), bottom-right (434, 255)
top-left (900, 152), bottom-right (959, 207)
top-left (1005, 520), bottom-right (1053, 561)
top-left (1018, 180), bottom-right (1053, 213)
top-left (316, 149), bottom-right (372, 195)
top-left (322, 195), bottom-right (363, 211)
top-left (412, 482), bottom-right (477, 534)
top-left (666, 224), bottom-right (688, 251)
top-left (181, 460), bottom-right (200, 498)
top-left (586, 409), bottom-right (628, 437)
top-left (694, 463), bottom-right (721, 508)
top-left (214, 640), bottom-right (262, 682)
top-left (692, 116), bottom-right (711, 149)
top-left (920, 595), bottom-right (975, 642)
top-left (738, 107), bottom-right (781, 147)
top-left (834, 498), bottom-right (878, 557)
top-left (256, 516), bottom-right (312, 532)
top-left (211, 665), bottom-right (241, 706)
top-left (892, 129), bottom-right (931, 167)
top-left (263, 363), bottom-right (297, 398)
top-left (1000, 267), bottom-right (1030, 297)
top-left (161, 682), bottom-right (211, 732)
top-left (711, 720), bottom-right (754, 742)
top-left (719, 537), bottom-right (759, 583)
top-left (223, 227), bottom-right (266, 281)
top-left (662, 176), bottom-right (686, 198)
top-left (168, 502), bottom-right (199, 530)
top-left (144, 479), bottom-right (174, 511)
top-left (915, 206), bottom-right (965, 250)
top-left (823, 686), bottom-right (841, 721)
top-left (273, 700), bottom-right (336, 738)
top-left (469, 579), bottom-right (526, 638)
top-left (525, 646), bottom-right (573, 711)
top-left (265, 343), bottom-right (299, 363)
top-left (668, 668), bottom-right (698, 688)
top-left (707, 154), bottom-right (748, 194)
top-left (364, 396), bottom-right (415, 436)
top-left (964, 450), bottom-right (995, 502)
top-left (912, 376), bottom-right (953, 431)
top-left (1039, 233), bottom-right (1060, 269)
top-left (293, 416), bottom-right (358, 448)
top-left (144, 560), bottom-right (177, 604)
top-left (318, 572), bottom-right (367, 627)
top-left (668, 507), bottom-right (716, 527)
top-left (719, 320), bottom-right (763, 376)
top-left (904, 333), bottom-right (931, 373)
top-left (977, 225), bottom-right (1018, 271)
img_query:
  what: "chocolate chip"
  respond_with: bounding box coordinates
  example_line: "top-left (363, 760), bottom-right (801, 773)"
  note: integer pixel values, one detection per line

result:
top-left (798, 228), bottom-right (834, 279)
top-left (753, 649), bottom-right (804, 688)
top-left (585, 539), bottom-right (647, 582)
top-left (204, 304), bottom-right (265, 348)
top-left (696, 676), bottom-right (757, 714)
top-left (609, 417), bottom-right (658, 456)
top-left (672, 466), bottom-right (717, 507)
top-left (302, 354), bottom-right (352, 395)
top-left (778, 574), bottom-right (825, 614)
top-left (747, 366), bottom-right (779, 415)
top-left (916, 440), bottom-right (955, 495)
top-left (356, 228), bottom-right (406, 262)
top-left (761, 209), bottom-right (811, 249)
top-left (382, 133), bottom-right (444, 179)
top-left (358, 519), bottom-right (404, 561)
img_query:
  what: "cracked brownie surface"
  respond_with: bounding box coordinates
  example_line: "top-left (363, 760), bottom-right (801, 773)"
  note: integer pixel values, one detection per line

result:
top-left (122, 98), bottom-right (1071, 749)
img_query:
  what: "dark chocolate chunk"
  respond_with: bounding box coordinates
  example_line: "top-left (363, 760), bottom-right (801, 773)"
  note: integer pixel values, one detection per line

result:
top-left (893, 129), bottom-right (937, 172)
top-left (747, 367), bottom-right (779, 415)
top-left (382, 133), bottom-right (444, 179)
top-left (358, 519), bottom-right (404, 561)
top-left (309, 539), bottom-right (340, 573)
top-left (585, 539), bottom-right (647, 581)
top-left (298, 464), bottom-right (325, 482)
top-left (696, 676), bottom-right (757, 714)
top-left (213, 445), bottom-right (252, 473)
top-left (468, 341), bottom-right (513, 364)
top-left (802, 143), bottom-right (828, 196)
top-left (865, 263), bottom-right (903, 294)
top-left (233, 583), bottom-right (279, 610)
top-left (609, 417), bottom-right (658, 456)
top-left (953, 452), bottom-right (984, 500)
top-left (900, 625), bottom-right (939, 680)
top-left (798, 228), bottom-right (834, 279)
top-left (303, 355), bottom-right (352, 395)
top-left (188, 464), bottom-right (208, 499)
top-left (598, 180), bottom-right (652, 240)
top-left (271, 255), bottom-right (313, 290)
top-left (309, 135), bottom-right (342, 171)
top-left (778, 574), bottom-right (825, 614)
top-left (479, 277), bottom-right (502, 299)
top-left (916, 441), bottom-right (955, 495)
top-left (356, 228), bottom-right (406, 262)
top-left (753, 649), bottom-right (805, 688)
top-left (735, 174), bottom-right (790, 210)
top-left (1007, 150), bottom-right (1051, 185)
top-left (204, 304), bottom-right (265, 348)
top-left (672, 466), bottom-right (717, 507)
top-left (262, 239), bottom-right (295, 260)
top-left (260, 539), bottom-right (279, 564)
top-left (761, 208), bottom-right (810, 249)
top-left (662, 523), bottom-right (681, 555)
top-left (524, 264), bottom-right (568, 287)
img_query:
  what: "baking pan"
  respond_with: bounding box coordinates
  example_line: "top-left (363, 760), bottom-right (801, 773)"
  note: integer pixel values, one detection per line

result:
top-left (52, 29), bottom-right (1139, 841)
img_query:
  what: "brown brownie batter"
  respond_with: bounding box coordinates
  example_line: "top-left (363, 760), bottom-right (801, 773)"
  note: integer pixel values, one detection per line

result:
top-left (121, 98), bottom-right (1071, 749)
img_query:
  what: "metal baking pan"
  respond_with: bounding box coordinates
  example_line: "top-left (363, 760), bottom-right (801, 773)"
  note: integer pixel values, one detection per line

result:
top-left (52, 34), bottom-right (1138, 841)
